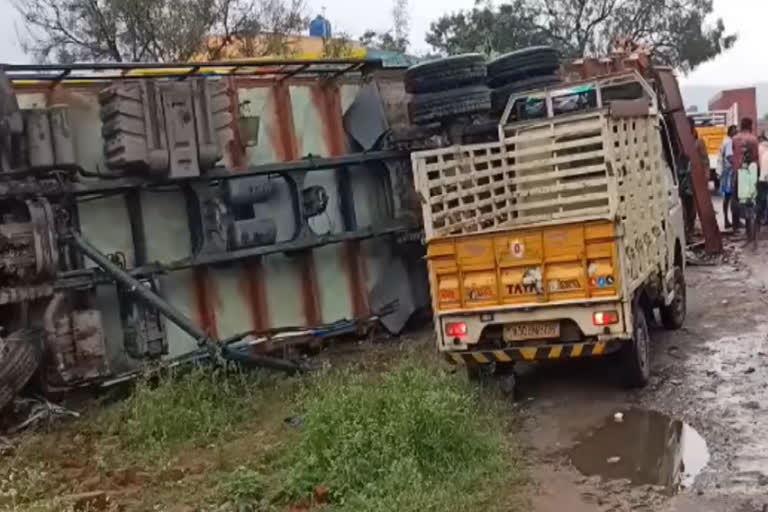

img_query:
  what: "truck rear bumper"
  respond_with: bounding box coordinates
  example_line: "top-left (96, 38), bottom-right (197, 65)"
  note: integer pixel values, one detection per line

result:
top-left (436, 300), bottom-right (630, 352)
top-left (444, 339), bottom-right (624, 365)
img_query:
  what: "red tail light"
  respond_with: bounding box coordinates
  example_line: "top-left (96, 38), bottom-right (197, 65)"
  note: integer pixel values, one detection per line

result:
top-left (445, 322), bottom-right (468, 339)
top-left (593, 311), bottom-right (619, 326)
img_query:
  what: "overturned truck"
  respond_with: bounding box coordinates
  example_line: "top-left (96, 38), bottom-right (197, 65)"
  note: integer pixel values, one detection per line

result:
top-left (0, 59), bottom-right (427, 410)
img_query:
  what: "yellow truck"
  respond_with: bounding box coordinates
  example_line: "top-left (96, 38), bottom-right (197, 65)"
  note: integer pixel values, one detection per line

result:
top-left (690, 106), bottom-right (738, 187)
top-left (410, 72), bottom-right (687, 388)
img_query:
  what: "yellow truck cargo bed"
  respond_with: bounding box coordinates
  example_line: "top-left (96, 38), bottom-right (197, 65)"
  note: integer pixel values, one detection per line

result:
top-left (427, 220), bottom-right (620, 314)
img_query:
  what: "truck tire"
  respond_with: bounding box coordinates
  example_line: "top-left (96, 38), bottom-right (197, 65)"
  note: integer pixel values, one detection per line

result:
top-left (408, 85), bottom-right (491, 126)
top-left (661, 267), bottom-right (686, 330)
top-left (491, 74), bottom-right (562, 113)
top-left (488, 46), bottom-right (560, 87)
top-left (621, 301), bottom-right (650, 388)
top-left (0, 329), bottom-right (42, 411)
top-left (405, 54), bottom-right (487, 94)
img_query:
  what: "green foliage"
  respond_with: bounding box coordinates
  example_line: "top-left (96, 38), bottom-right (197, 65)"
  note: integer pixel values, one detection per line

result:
top-left (426, 0), bottom-right (736, 71)
top-left (218, 466), bottom-right (269, 507)
top-left (13, 0), bottom-right (307, 62)
top-left (0, 465), bottom-right (52, 511)
top-left (114, 366), bottom-right (264, 458)
top-left (279, 363), bottom-right (521, 511)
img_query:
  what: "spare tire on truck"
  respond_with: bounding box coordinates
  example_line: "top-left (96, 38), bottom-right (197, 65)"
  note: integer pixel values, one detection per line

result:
top-left (487, 46), bottom-right (560, 87)
top-left (408, 85), bottom-right (492, 125)
top-left (405, 54), bottom-right (487, 94)
top-left (0, 329), bottom-right (42, 411)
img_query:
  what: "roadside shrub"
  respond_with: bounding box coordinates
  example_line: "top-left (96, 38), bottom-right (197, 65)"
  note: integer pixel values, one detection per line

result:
top-left (218, 466), bottom-right (268, 507)
top-left (115, 366), bottom-right (263, 457)
top-left (280, 363), bottom-right (521, 511)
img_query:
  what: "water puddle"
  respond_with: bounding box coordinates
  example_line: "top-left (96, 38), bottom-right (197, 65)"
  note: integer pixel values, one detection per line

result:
top-left (569, 409), bottom-right (709, 493)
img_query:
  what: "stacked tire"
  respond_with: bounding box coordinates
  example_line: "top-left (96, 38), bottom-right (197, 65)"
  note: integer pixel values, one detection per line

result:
top-left (406, 54), bottom-right (491, 126)
top-left (488, 46), bottom-right (562, 114)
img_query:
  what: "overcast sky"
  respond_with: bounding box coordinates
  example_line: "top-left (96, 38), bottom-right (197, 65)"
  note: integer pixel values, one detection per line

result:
top-left (0, 0), bottom-right (762, 86)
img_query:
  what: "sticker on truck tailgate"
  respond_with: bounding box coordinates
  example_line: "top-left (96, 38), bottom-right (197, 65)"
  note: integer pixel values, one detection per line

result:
top-left (510, 240), bottom-right (525, 258)
top-left (503, 321), bottom-right (560, 342)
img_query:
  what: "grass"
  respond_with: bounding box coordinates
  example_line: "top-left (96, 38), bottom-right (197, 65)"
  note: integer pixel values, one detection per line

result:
top-left (272, 363), bottom-right (523, 512)
top-left (113, 366), bottom-right (268, 459)
top-left (1, 345), bottom-right (526, 512)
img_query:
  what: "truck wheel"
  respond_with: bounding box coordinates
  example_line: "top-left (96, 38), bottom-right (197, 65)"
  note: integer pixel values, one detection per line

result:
top-left (405, 54), bottom-right (487, 94)
top-left (661, 267), bottom-right (686, 330)
top-left (621, 303), bottom-right (650, 388)
top-left (487, 46), bottom-right (560, 88)
top-left (408, 85), bottom-right (491, 125)
top-left (0, 329), bottom-right (42, 411)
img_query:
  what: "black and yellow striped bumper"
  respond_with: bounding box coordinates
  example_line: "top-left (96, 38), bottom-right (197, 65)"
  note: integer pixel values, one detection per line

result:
top-left (444, 340), bottom-right (623, 365)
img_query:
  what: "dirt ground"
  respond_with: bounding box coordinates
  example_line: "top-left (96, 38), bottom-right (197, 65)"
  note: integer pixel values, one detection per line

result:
top-left (6, 201), bottom-right (768, 511)
top-left (517, 227), bottom-right (768, 512)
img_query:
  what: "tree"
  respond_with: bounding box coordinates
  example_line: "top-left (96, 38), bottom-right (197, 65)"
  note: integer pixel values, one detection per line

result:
top-left (359, 0), bottom-right (409, 53)
top-left (426, 1), bottom-right (546, 56)
top-left (14, 0), bottom-right (308, 63)
top-left (426, 0), bottom-right (736, 72)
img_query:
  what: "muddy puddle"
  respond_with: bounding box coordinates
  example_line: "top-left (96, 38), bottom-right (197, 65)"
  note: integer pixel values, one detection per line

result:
top-left (569, 409), bottom-right (709, 493)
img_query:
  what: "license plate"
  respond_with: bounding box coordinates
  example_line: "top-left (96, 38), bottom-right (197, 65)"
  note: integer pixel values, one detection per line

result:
top-left (503, 321), bottom-right (560, 342)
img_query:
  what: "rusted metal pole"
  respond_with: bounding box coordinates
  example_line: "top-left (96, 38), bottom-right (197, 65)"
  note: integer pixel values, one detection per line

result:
top-left (656, 68), bottom-right (723, 254)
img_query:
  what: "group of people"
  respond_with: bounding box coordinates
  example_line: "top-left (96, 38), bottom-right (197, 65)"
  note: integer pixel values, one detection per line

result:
top-left (684, 116), bottom-right (765, 249)
top-left (717, 117), bottom-right (766, 247)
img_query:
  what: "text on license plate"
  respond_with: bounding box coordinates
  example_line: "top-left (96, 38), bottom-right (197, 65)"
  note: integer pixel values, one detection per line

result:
top-left (503, 321), bottom-right (560, 342)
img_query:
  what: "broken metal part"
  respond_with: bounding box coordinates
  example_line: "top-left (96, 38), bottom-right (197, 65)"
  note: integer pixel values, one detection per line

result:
top-left (228, 218), bottom-right (277, 250)
top-left (186, 184), bottom-right (230, 255)
top-left (0, 198), bottom-right (57, 288)
top-left (343, 81), bottom-right (390, 150)
top-left (0, 284), bottom-right (54, 305)
top-left (224, 176), bottom-right (276, 206)
top-left (118, 276), bottom-right (167, 360)
top-left (6, 396), bottom-right (80, 434)
top-left (301, 185), bottom-right (329, 218)
top-left (43, 293), bottom-right (110, 386)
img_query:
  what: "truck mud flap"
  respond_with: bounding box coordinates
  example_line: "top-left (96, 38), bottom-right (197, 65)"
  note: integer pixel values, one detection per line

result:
top-left (444, 340), bottom-right (623, 365)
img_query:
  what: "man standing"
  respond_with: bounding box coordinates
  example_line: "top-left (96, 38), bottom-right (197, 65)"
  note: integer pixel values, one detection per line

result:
top-left (679, 119), bottom-right (700, 238)
top-left (758, 134), bottom-right (768, 224)
top-left (731, 118), bottom-right (761, 235)
top-left (720, 125), bottom-right (737, 228)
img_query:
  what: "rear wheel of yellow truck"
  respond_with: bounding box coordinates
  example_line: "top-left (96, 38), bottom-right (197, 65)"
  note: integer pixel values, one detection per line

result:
top-left (621, 301), bottom-right (651, 388)
top-left (661, 267), bottom-right (686, 330)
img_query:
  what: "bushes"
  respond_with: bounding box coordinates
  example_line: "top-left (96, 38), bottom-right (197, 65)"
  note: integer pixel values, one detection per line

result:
top-left (278, 363), bottom-right (522, 511)
top-left (115, 367), bottom-right (266, 458)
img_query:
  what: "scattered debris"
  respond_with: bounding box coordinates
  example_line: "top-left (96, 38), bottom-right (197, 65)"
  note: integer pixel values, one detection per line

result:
top-left (614, 412), bottom-right (624, 423)
top-left (606, 456), bottom-right (621, 464)
top-left (61, 491), bottom-right (109, 511)
top-left (745, 367), bottom-right (756, 375)
top-left (313, 485), bottom-right (330, 504)
top-left (0, 435), bottom-right (13, 456)
top-left (284, 416), bottom-right (303, 430)
top-left (6, 396), bottom-right (80, 434)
